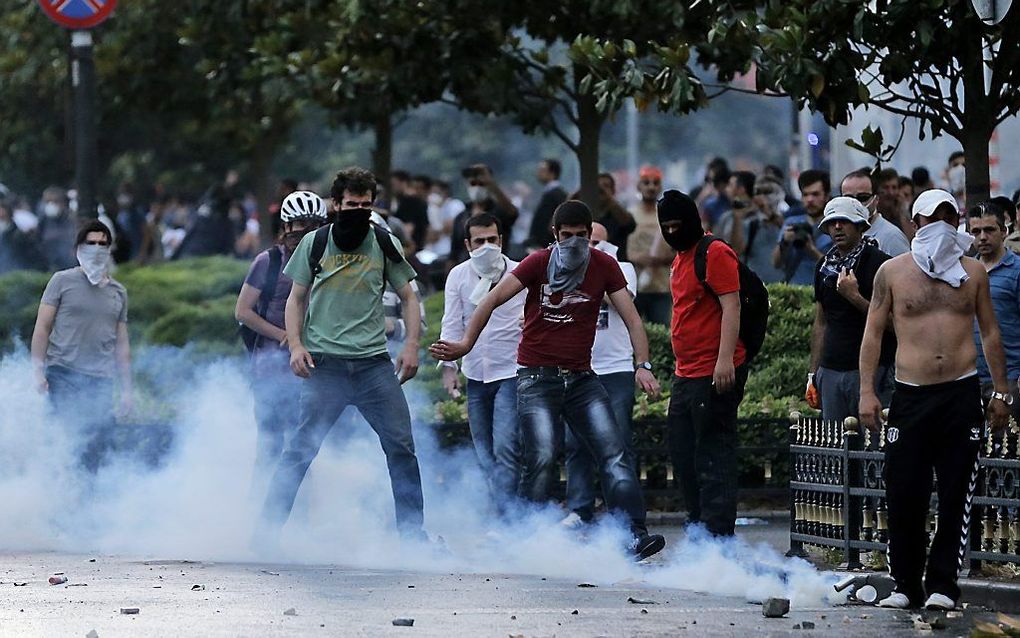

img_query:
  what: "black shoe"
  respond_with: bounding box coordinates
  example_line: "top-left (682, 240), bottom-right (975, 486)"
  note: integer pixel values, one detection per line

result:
top-left (631, 533), bottom-right (666, 561)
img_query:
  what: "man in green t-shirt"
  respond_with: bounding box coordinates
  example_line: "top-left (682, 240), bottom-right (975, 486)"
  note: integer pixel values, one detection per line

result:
top-left (255, 166), bottom-right (427, 546)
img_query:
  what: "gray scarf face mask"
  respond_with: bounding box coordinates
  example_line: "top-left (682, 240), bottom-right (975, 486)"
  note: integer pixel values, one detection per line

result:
top-left (547, 235), bottom-right (591, 293)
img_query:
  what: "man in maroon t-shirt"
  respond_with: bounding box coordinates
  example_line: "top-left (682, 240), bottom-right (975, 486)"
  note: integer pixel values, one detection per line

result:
top-left (431, 200), bottom-right (665, 560)
top-left (659, 190), bottom-right (747, 537)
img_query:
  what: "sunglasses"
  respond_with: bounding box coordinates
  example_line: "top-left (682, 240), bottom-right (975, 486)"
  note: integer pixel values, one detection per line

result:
top-left (851, 192), bottom-right (874, 203)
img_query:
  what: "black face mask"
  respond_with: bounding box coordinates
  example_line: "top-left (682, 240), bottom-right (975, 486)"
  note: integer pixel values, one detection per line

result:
top-left (332, 208), bottom-right (373, 251)
top-left (661, 222), bottom-right (704, 252)
top-left (657, 190), bottom-right (703, 252)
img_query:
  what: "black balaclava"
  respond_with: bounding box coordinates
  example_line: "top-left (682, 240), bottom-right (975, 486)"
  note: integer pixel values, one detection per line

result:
top-left (332, 207), bottom-right (373, 251)
top-left (657, 189), bottom-right (703, 252)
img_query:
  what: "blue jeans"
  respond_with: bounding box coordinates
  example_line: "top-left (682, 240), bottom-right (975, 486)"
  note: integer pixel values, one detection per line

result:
top-left (564, 371), bottom-right (636, 521)
top-left (46, 365), bottom-right (114, 474)
top-left (516, 368), bottom-right (647, 535)
top-left (259, 353), bottom-right (425, 537)
top-left (466, 377), bottom-right (523, 504)
top-left (250, 352), bottom-right (302, 500)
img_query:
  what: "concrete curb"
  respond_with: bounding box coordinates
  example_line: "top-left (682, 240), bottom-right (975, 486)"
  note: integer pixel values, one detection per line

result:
top-left (960, 578), bottom-right (1020, 612)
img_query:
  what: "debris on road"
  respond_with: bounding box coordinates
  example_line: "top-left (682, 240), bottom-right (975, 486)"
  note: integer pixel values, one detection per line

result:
top-left (762, 597), bottom-right (790, 618)
top-left (571, 610), bottom-right (579, 615)
top-left (259, 570), bottom-right (279, 576)
top-left (13, 582), bottom-right (27, 586)
top-left (120, 608), bottom-right (140, 615)
top-left (640, 609), bottom-right (649, 614)
top-left (392, 618), bottom-right (414, 626)
top-left (627, 597), bottom-right (656, 605)
top-left (793, 621), bottom-right (816, 630)
top-left (66, 583), bottom-right (88, 587)
top-left (48, 576), bottom-right (67, 585)
top-left (191, 584), bottom-right (205, 591)
top-left (86, 630), bottom-right (99, 638)
top-left (577, 583), bottom-right (597, 588)
top-left (283, 608), bottom-right (297, 616)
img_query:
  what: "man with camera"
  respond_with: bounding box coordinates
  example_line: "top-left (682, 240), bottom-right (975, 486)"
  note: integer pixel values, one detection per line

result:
top-left (773, 170), bottom-right (833, 285)
top-left (447, 164), bottom-right (519, 267)
top-left (714, 172), bottom-right (785, 283)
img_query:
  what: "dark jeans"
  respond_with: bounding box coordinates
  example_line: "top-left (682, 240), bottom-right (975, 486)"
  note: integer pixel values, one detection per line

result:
top-left (667, 367), bottom-right (748, 537)
top-left (565, 371), bottom-right (636, 521)
top-left (816, 364), bottom-right (895, 422)
top-left (516, 368), bottom-right (647, 535)
top-left (635, 292), bottom-right (672, 326)
top-left (466, 377), bottom-right (523, 505)
top-left (259, 353), bottom-right (425, 537)
top-left (250, 355), bottom-right (302, 500)
top-left (46, 364), bottom-right (114, 474)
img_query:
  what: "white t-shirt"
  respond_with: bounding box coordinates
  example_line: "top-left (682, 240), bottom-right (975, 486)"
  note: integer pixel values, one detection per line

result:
top-left (592, 260), bottom-right (638, 375)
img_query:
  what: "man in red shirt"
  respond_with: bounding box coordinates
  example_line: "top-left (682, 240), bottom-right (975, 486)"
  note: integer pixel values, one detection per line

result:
top-left (431, 201), bottom-right (665, 560)
top-left (659, 190), bottom-right (747, 537)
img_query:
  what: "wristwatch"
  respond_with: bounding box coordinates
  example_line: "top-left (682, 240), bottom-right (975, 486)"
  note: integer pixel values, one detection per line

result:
top-left (991, 390), bottom-right (1014, 406)
top-left (636, 362), bottom-right (653, 372)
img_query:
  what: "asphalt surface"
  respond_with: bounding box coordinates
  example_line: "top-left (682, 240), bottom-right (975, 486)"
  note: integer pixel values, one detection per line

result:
top-left (0, 520), bottom-right (990, 637)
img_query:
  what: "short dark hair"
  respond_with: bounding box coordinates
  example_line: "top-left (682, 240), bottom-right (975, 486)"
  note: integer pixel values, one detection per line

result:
top-left (990, 196), bottom-right (1016, 223)
top-left (281, 178), bottom-right (298, 191)
top-left (75, 219), bottom-right (112, 247)
top-left (763, 164), bottom-right (784, 181)
top-left (948, 151), bottom-right (965, 165)
top-left (436, 180), bottom-right (451, 194)
top-left (877, 167), bottom-right (899, 184)
top-left (799, 169), bottom-right (831, 194)
top-left (331, 166), bottom-right (378, 202)
top-left (412, 174), bottom-right (433, 189)
top-left (542, 159), bottom-right (562, 179)
top-left (731, 171), bottom-right (755, 197)
top-left (969, 200), bottom-right (1008, 231)
top-left (464, 212), bottom-right (502, 237)
top-left (711, 166), bottom-right (731, 189)
top-left (598, 172), bottom-right (616, 194)
top-left (898, 176), bottom-right (913, 188)
top-left (911, 167), bottom-right (931, 186)
top-left (552, 200), bottom-right (593, 230)
top-left (390, 169), bottom-right (410, 182)
top-left (839, 168), bottom-right (875, 193)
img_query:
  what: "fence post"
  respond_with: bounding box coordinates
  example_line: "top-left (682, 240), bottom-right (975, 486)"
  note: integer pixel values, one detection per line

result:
top-left (840, 416), bottom-right (863, 569)
top-left (786, 411), bottom-right (808, 559)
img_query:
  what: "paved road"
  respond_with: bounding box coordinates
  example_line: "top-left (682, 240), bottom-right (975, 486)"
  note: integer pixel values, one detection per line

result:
top-left (0, 521), bottom-right (982, 637)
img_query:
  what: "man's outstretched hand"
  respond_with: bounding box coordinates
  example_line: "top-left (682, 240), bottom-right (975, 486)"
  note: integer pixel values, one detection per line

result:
top-left (429, 339), bottom-right (470, 362)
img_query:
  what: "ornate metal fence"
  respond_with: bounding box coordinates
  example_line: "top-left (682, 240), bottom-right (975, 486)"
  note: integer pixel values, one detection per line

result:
top-left (787, 411), bottom-right (1020, 570)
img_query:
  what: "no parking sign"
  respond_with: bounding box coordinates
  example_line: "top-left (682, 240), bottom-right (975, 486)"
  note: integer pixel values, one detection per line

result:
top-left (38, 0), bottom-right (117, 30)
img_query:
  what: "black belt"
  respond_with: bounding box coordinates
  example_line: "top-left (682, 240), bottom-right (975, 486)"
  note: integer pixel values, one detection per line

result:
top-left (518, 366), bottom-right (592, 378)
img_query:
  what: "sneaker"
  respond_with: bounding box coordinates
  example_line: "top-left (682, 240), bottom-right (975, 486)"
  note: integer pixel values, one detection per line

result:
top-left (924, 593), bottom-right (956, 610)
top-left (877, 592), bottom-right (912, 609)
top-left (630, 533), bottom-right (666, 561)
top-left (560, 512), bottom-right (586, 530)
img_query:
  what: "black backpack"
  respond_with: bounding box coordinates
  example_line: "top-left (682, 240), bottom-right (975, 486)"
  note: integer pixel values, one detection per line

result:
top-left (693, 235), bottom-right (770, 362)
top-left (308, 222), bottom-right (404, 281)
top-left (239, 245), bottom-right (283, 353)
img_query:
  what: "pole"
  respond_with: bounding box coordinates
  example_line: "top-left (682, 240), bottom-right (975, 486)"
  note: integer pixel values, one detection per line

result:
top-left (71, 30), bottom-right (98, 219)
top-left (625, 100), bottom-right (639, 205)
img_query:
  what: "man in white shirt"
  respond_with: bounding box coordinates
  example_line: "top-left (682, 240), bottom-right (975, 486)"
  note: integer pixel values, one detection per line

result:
top-left (562, 222), bottom-right (639, 527)
top-left (842, 169), bottom-right (911, 256)
top-left (440, 213), bottom-right (527, 507)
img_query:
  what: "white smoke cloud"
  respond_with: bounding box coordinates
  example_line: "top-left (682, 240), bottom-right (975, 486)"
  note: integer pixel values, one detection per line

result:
top-left (0, 348), bottom-right (844, 607)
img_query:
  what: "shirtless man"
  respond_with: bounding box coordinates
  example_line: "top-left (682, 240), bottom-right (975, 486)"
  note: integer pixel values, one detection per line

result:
top-left (859, 189), bottom-right (1011, 611)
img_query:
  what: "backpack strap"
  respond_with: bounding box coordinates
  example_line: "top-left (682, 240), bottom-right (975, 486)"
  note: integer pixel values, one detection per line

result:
top-left (744, 218), bottom-right (760, 260)
top-left (256, 246), bottom-right (282, 317)
top-left (693, 235), bottom-right (719, 298)
top-left (373, 223), bottom-right (404, 264)
top-left (308, 224), bottom-right (332, 277)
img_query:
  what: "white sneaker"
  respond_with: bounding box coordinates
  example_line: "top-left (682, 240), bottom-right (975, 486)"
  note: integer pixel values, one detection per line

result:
top-left (877, 592), bottom-right (912, 609)
top-left (560, 512), bottom-right (585, 529)
top-left (924, 593), bottom-right (956, 610)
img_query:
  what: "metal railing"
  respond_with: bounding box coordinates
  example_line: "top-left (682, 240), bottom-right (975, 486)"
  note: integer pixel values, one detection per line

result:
top-left (787, 411), bottom-right (1020, 570)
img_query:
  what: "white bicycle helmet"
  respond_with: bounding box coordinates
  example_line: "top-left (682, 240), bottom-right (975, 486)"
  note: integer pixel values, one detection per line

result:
top-left (280, 190), bottom-right (328, 223)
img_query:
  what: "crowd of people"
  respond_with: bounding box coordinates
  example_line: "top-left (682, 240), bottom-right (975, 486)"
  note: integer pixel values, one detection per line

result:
top-left (18, 149), bottom-right (1020, 611)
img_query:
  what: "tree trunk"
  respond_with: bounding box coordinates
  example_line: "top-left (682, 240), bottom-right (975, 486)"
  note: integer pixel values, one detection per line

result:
top-left (961, 125), bottom-right (992, 207)
top-left (959, 8), bottom-right (993, 207)
top-left (575, 93), bottom-right (604, 211)
top-left (372, 112), bottom-right (393, 183)
top-left (252, 129), bottom-right (282, 244)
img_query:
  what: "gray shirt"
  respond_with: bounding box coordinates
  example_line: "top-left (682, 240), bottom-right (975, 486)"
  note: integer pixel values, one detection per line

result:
top-left (41, 267), bottom-right (128, 378)
top-left (864, 214), bottom-right (910, 257)
top-left (716, 209), bottom-right (786, 283)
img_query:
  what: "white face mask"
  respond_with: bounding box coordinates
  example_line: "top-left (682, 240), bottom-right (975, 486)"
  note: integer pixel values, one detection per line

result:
top-left (467, 243), bottom-right (504, 304)
top-left (427, 193), bottom-right (443, 207)
top-left (43, 201), bottom-right (62, 218)
top-left (467, 185), bottom-right (487, 203)
top-left (910, 220), bottom-right (973, 288)
top-left (77, 244), bottom-right (112, 285)
top-left (948, 164), bottom-right (966, 193)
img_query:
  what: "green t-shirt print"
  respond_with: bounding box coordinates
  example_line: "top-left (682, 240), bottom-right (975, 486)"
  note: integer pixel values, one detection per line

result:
top-left (284, 228), bottom-right (416, 358)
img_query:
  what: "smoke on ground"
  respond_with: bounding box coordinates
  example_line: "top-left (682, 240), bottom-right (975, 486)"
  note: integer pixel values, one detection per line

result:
top-left (0, 347), bottom-right (844, 606)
